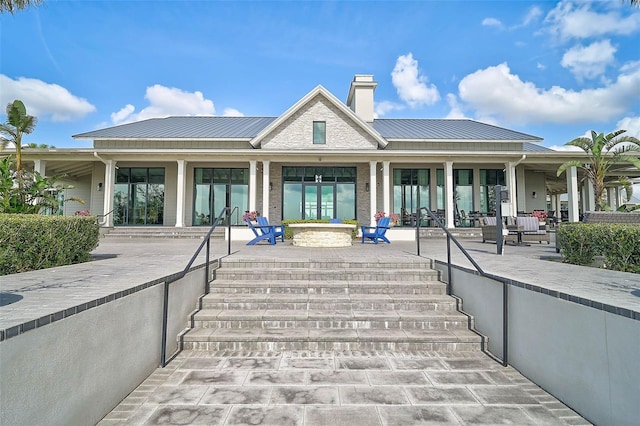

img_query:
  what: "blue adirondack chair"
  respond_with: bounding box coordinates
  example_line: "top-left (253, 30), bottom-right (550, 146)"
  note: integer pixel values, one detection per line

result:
top-left (243, 216), bottom-right (277, 245)
top-left (361, 216), bottom-right (391, 244)
top-left (256, 216), bottom-right (285, 242)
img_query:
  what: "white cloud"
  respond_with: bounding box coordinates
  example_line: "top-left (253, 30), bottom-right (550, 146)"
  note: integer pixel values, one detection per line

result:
top-left (617, 116), bottom-right (640, 139)
top-left (457, 62), bottom-right (640, 125)
top-left (222, 108), bottom-right (244, 117)
top-left (549, 144), bottom-right (583, 152)
top-left (391, 53), bottom-right (440, 108)
top-left (482, 17), bottom-right (503, 28)
top-left (374, 100), bottom-right (404, 118)
top-left (110, 104), bottom-right (135, 124)
top-left (522, 6), bottom-right (543, 26)
top-left (561, 40), bottom-right (617, 80)
top-left (544, 1), bottom-right (640, 41)
top-left (0, 74), bottom-right (95, 121)
top-left (537, 62), bottom-right (546, 70)
top-left (111, 84), bottom-right (215, 124)
top-left (445, 94), bottom-right (467, 119)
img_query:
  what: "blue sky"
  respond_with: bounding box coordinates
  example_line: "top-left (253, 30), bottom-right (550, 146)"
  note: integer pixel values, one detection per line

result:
top-left (1, 0), bottom-right (639, 151)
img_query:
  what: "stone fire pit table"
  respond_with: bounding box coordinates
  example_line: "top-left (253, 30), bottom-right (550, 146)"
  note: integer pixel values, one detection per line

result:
top-left (288, 223), bottom-right (357, 247)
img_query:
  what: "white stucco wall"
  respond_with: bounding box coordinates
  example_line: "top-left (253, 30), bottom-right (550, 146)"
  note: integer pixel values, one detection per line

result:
top-left (437, 262), bottom-right (640, 426)
top-left (0, 268), bottom-right (207, 426)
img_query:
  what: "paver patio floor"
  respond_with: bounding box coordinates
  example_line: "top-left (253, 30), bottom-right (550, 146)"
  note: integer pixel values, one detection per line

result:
top-left (99, 350), bottom-right (590, 425)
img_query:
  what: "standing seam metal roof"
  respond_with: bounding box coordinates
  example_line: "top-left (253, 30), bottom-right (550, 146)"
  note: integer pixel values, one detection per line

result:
top-left (73, 116), bottom-right (543, 142)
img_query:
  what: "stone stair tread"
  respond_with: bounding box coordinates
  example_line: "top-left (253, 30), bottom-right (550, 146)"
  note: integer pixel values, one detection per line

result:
top-left (183, 327), bottom-right (481, 342)
top-left (194, 308), bottom-right (468, 321)
top-left (211, 280), bottom-right (442, 287)
top-left (203, 293), bottom-right (454, 302)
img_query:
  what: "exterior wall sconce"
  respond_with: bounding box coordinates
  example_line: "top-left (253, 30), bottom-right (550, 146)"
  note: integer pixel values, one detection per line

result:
top-left (269, 181), bottom-right (273, 191)
top-left (532, 191), bottom-right (537, 199)
top-left (365, 182), bottom-right (370, 192)
top-left (97, 182), bottom-right (103, 192)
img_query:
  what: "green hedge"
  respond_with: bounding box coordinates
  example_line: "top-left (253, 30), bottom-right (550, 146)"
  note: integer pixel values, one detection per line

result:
top-left (0, 214), bottom-right (100, 275)
top-left (557, 222), bottom-right (640, 273)
top-left (281, 219), bottom-right (360, 240)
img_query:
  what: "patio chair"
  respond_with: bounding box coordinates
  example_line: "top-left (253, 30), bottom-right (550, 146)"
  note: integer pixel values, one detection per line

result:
top-left (243, 216), bottom-right (277, 246)
top-left (256, 216), bottom-right (285, 242)
top-left (361, 217), bottom-right (391, 244)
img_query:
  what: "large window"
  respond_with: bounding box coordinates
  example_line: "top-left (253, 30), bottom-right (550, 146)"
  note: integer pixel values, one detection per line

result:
top-left (393, 169), bottom-right (429, 227)
top-left (282, 166), bottom-right (356, 220)
top-left (454, 169), bottom-right (473, 219)
top-left (193, 168), bottom-right (248, 226)
top-left (114, 168), bottom-right (165, 225)
top-left (480, 169), bottom-right (505, 213)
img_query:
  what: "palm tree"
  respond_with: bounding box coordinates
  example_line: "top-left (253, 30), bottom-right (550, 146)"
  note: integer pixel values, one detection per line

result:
top-left (0, 99), bottom-right (37, 179)
top-left (557, 130), bottom-right (640, 210)
top-left (0, 0), bottom-right (44, 14)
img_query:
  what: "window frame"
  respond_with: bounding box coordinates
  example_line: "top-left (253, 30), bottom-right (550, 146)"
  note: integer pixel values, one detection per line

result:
top-left (312, 121), bottom-right (326, 145)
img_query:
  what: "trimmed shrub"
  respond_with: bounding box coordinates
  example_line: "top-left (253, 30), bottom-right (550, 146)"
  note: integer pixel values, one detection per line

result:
top-left (557, 222), bottom-right (640, 273)
top-left (556, 222), bottom-right (600, 266)
top-left (0, 214), bottom-right (100, 275)
top-left (599, 224), bottom-right (640, 273)
top-left (281, 219), bottom-right (359, 240)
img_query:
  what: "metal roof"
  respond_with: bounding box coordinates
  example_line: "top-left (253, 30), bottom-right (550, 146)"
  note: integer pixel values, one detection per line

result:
top-left (372, 119), bottom-right (542, 141)
top-left (73, 116), bottom-right (277, 139)
top-left (523, 142), bottom-right (554, 152)
top-left (74, 116), bottom-right (543, 143)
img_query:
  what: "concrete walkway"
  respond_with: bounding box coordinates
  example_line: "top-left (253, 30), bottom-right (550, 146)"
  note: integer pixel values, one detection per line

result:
top-left (4, 234), bottom-right (637, 425)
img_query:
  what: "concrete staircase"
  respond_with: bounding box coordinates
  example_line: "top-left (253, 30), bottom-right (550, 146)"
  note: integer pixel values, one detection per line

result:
top-left (182, 259), bottom-right (484, 352)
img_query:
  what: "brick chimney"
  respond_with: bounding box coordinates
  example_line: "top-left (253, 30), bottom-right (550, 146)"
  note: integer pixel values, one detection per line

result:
top-left (346, 74), bottom-right (377, 123)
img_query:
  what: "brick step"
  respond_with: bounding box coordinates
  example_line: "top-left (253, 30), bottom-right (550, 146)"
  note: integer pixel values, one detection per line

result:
top-left (182, 327), bottom-right (483, 352)
top-left (214, 269), bottom-right (440, 282)
top-left (192, 309), bottom-right (472, 330)
top-left (201, 294), bottom-right (458, 312)
top-left (208, 280), bottom-right (447, 295)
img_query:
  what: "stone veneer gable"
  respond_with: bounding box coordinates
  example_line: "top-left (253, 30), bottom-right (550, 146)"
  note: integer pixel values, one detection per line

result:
top-left (260, 95), bottom-right (378, 150)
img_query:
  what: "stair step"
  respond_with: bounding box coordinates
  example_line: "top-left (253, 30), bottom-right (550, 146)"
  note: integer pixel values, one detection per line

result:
top-left (201, 294), bottom-right (459, 311)
top-left (182, 327), bottom-right (482, 352)
top-left (192, 308), bottom-right (472, 330)
top-left (208, 280), bottom-right (446, 295)
top-left (214, 269), bottom-right (440, 281)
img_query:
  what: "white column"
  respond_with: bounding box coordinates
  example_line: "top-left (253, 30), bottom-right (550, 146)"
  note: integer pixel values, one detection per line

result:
top-left (33, 159), bottom-right (46, 176)
top-left (507, 162), bottom-right (521, 215)
top-left (445, 161), bottom-right (454, 228)
top-left (369, 161), bottom-right (377, 226)
top-left (262, 160), bottom-right (270, 219)
top-left (567, 166), bottom-right (579, 222)
top-left (551, 194), bottom-right (558, 217)
top-left (175, 160), bottom-right (186, 227)
top-left (249, 160), bottom-right (257, 212)
top-left (382, 161), bottom-right (390, 215)
top-left (104, 160), bottom-right (115, 227)
top-left (606, 187), bottom-right (615, 210)
top-left (586, 181), bottom-right (595, 211)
